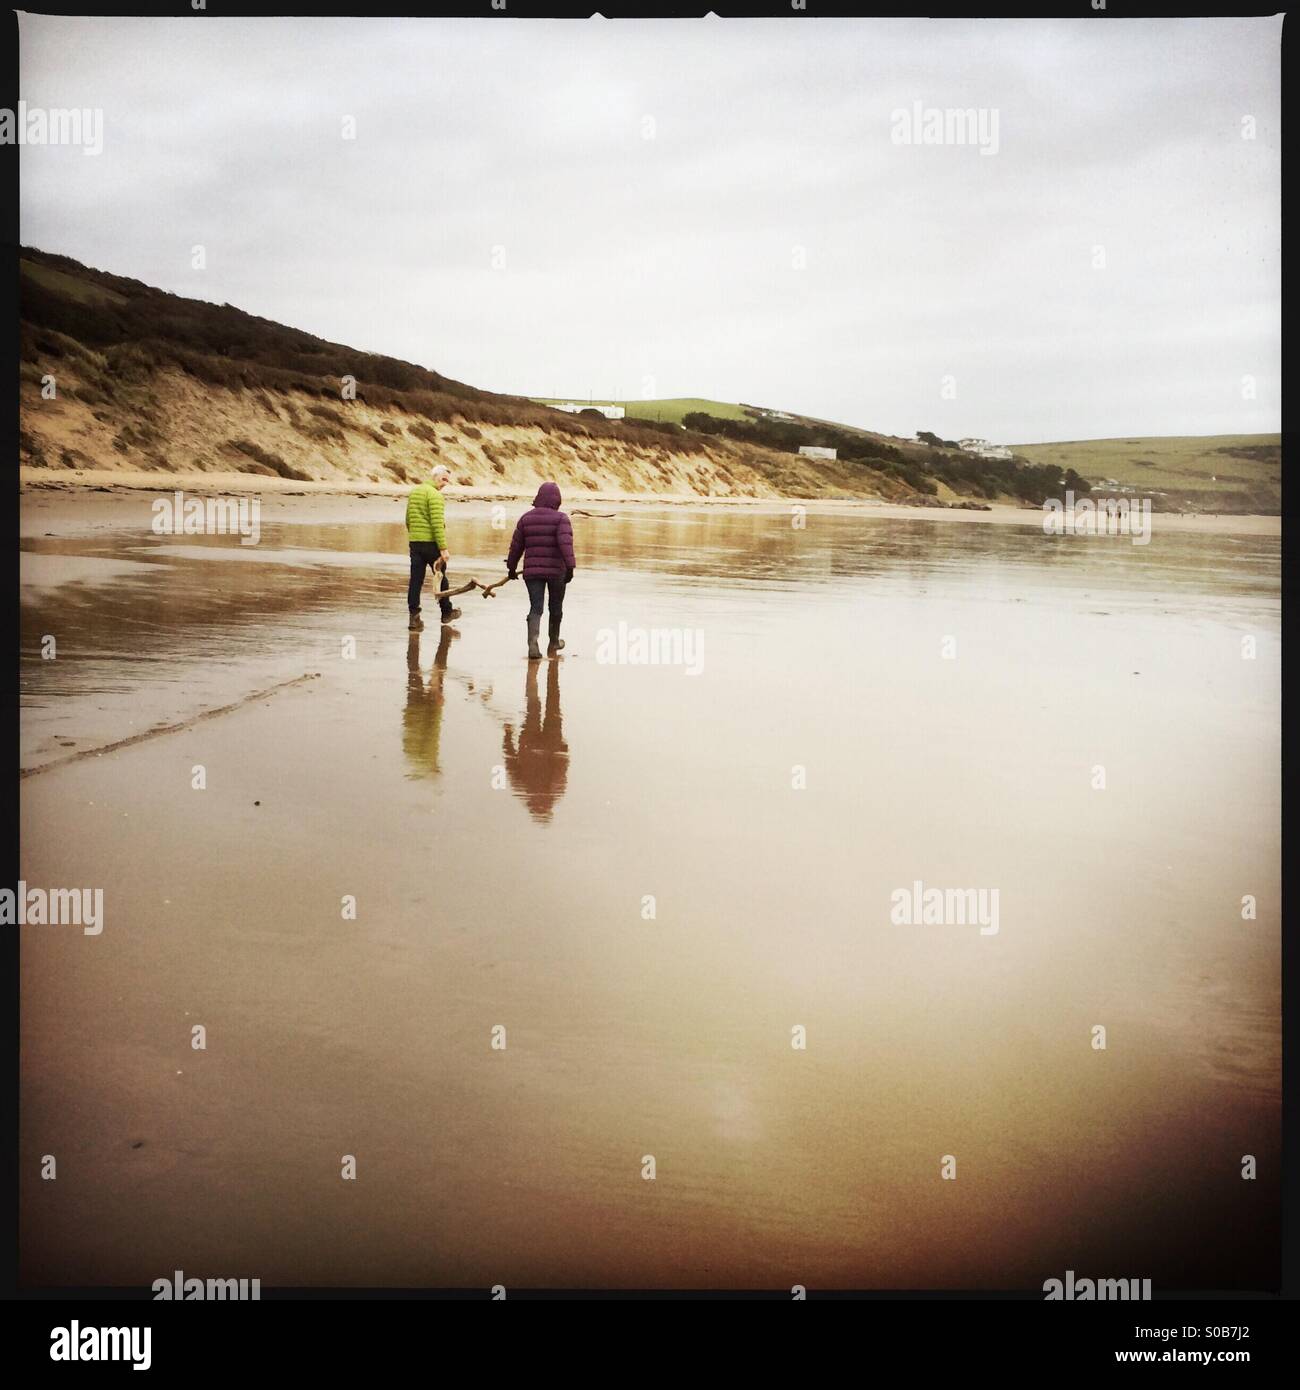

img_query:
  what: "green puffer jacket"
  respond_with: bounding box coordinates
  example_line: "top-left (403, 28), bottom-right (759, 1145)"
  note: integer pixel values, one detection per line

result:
top-left (405, 480), bottom-right (447, 546)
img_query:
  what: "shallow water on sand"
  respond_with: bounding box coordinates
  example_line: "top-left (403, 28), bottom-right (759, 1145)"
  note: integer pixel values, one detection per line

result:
top-left (19, 505), bottom-right (1281, 1289)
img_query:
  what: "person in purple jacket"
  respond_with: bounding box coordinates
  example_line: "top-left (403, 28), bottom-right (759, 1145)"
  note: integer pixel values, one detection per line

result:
top-left (505, 481), bottom-right (576, 660)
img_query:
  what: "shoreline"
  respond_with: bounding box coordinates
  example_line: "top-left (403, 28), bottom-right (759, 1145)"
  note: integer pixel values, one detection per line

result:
top-left (20, 469), bottom-right (1282, 538)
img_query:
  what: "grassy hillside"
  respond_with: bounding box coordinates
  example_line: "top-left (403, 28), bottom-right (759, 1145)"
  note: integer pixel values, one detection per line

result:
top-left (1012, 435), bottom-right (1281, 514)
top-left (23, 248), bottom-right (1271, 512)
top-left (16, 248), bottom-right (920, 501)
top-left (531, 397), bottom-right (752, 426)
top-left (531, 395), bottom-right (903, 444)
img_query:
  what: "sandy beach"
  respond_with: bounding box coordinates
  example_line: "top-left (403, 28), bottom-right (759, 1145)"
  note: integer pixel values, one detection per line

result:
top-left (19, 485), bottom-right (1281, 1289)
top-left (20, 469), bottom-right (1284, 536)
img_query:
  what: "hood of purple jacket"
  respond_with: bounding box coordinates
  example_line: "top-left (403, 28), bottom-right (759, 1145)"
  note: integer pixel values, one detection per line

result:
top-left (533, 482), bottom-right (562, 509)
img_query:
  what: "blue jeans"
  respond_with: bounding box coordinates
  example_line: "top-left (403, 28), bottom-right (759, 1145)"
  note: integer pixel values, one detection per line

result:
top-left (409, 542), bottom-right (452, 617)
top-left (525, 575), bottom-right (566, 621)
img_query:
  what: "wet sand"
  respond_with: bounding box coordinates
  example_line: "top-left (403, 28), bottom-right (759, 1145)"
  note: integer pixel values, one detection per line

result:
top-left (19, 494), bottom-right (1281, 1289)
top-left (21, 470), bottom-right (1284, 537)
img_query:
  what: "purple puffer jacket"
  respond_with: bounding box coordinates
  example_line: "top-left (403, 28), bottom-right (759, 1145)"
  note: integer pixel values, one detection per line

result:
top-left (507, 482), bottom-right (576, 580)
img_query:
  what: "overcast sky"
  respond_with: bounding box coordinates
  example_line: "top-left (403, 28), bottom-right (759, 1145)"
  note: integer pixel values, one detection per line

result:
top-left (19, 14), bottom-right (1281, 443)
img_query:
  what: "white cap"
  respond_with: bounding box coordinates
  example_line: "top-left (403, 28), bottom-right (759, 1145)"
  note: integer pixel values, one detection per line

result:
top-left (431, 464), bottom-right (451, 482)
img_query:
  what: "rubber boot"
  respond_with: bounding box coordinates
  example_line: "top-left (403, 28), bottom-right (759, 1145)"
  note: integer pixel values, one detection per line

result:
top-left (547, 613), bottom-right (565, 657)
top-left (408, 609), bottom-right (423, 632)
top-left (527, 614), bottom-right (543, 661)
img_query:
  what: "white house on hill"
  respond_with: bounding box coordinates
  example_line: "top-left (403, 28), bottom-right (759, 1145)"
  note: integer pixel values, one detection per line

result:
top-left (798, 445), bottom-right (837, 460)
top-left (958, 437), bottom-right (1012, 460)
top-left (550, 402), bottom-right (625, 420)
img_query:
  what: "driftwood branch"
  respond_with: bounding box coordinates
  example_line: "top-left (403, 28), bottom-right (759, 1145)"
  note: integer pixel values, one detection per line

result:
top-left (462, 510), bottom-right (609, 603)
top-left (478, 574), bottom-right (516, 599)
top-left (429, 578), bottom-right (479, 601)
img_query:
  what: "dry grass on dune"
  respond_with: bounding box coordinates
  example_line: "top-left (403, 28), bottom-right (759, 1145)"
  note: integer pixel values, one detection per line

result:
top-left (18, 247), bottom-right (908, 501)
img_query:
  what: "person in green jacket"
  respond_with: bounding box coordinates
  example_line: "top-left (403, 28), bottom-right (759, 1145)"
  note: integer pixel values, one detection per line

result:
top-left (406, 464), bottom-right (460, 632)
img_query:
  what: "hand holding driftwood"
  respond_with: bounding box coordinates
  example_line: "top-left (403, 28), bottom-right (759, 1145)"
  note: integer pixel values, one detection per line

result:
top-left (431, 577), bottom-right (479, 601)
top-left (478, 574), bottom-right (516, 600)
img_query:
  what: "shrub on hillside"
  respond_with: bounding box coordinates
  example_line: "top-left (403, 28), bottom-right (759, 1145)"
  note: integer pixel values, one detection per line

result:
top-left (302, 419), bottom-right (346, 447)
top-left (625, 417), bottom-right (682, 439)
top-left (227, 437), bottom-right (313, 481)
top-left (19, 429), bottom-right (47, 466)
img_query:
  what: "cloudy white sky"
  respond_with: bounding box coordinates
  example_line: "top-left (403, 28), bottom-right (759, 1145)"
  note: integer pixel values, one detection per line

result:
top-left (19, 14), bottom-right (1281, 443)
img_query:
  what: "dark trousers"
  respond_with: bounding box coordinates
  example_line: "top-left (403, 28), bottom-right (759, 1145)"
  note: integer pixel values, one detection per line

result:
top-left (409, 542), bottom-right (452, 617)
top-left (525, 575), bottom-right (567, 621)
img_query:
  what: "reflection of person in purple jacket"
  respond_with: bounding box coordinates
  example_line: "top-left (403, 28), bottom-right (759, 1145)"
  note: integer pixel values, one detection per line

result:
top-left (502, 659), bottom-right (568, 823)
top-left (505, 481), bottom-right (576, 661)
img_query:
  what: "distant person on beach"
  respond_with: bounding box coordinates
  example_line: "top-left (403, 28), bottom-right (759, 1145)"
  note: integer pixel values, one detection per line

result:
top-left (406, 463), bottom-right (460, 632)
top-left (506, 481), bottom-right (576, 660)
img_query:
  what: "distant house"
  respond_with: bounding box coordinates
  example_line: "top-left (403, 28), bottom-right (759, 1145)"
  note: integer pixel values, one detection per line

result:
top-left (958, 437), bottom-right (1012, 461)
top-left (798, 445), bottom-right (837, 460)
top-left (550, 402), bottom-right (625, 420)
top-left (741, 403), bottom-right (795, 422)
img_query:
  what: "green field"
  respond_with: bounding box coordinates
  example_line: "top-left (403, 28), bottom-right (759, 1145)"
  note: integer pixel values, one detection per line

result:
top-left (529, 397), bottom-right (1281, 512)
top-left (529, 397), bottom-right (752, 425)
top-left (1011, 434), bottom-right (1281, 512)
top-left (531, 395), bottom-right (907, 446)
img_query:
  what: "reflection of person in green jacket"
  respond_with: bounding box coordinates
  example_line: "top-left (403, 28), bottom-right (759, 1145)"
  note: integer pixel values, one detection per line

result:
top-left (502, 659), bottom-right (568, 823)
top-left (403, 627), bottom-right (457, 778)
